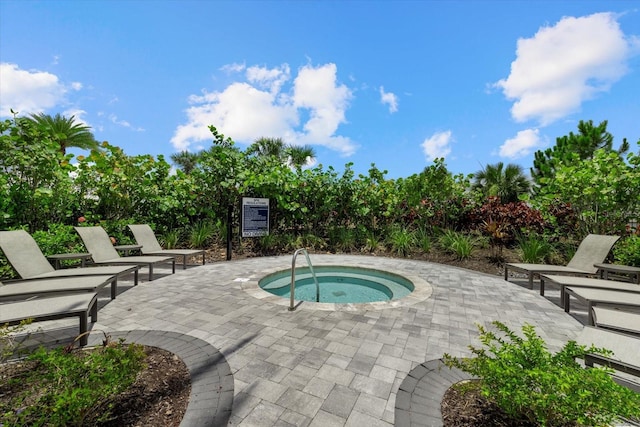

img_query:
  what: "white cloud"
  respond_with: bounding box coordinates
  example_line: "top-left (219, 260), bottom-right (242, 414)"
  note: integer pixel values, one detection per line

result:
top-left (379, 86), bottom-right (398, 113)
top-left (0, 63), bottom-right (68, 117)
top-left (109, 114), bottom-right (145, 132)
top-left (499, 128), bottom-right (544, 159)
top-left (421, 130), bottom-right (453, 161)
top-left (495, 12), bottom-right (638, 125)
top-left (172, 62), bottom-right (357, 156)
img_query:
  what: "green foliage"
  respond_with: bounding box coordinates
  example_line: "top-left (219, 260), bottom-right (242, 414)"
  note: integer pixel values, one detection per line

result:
top-left (472, 162), bottom-right (530, 204)
top-left (329, 227), bottom-right (357, 252)
top-left (1, 340), bottom-right (146, 426)
top-left (395, 158), bottom-right (472, 230)
top-left (613, 235), bottom-right (640, 267)
top-left (0, 116), bottom-right (75, 231)
top-left (438, 230), bottom-right (475, 260)
top-left (443, 321), bottom-right (640, 427)
top-left (160, 229), bottom-right (182, 249)
top-left (189, 221), bottom-right (216, 248)
top-left (531, 120), bottom-right (629, 193)
top-left (26, 112), bottom-right (99, 155)
top-left (517, 234), bottom-right (553, 264)
top-left (31, 224), bottom-right (84, 256)
top-left (414, 227), bottom-right (432, 254)
top-left (387, 225), bottom-right (415, 257)
top-left (363, 230), bottom-right (383, 253)
top-left (0, 320), bottom-right (35, 363)
top-left (532, 146), bottom-right (640, 236)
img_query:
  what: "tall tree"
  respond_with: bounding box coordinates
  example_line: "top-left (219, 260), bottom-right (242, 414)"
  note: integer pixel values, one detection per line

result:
top-left (246, 137), bottom-right (287, 160)
top-left (472, 162), bottom-right (530, 204)
top-left (170, 150), bottom-right (201, 174)
top-left (27, 113), bottom-right (99, 155)
top-left (531, 120), bottom-right (629, 191)
top-left (286, 144), bottom-right (316, 170)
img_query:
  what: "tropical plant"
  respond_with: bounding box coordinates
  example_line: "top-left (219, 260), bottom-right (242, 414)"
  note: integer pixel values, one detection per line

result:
top-left (613, 235), bottom-right (640, 267)
top-left (170, 150), bottom-right (201, 174)
top-left (517, 234), bottom-right (553, 264)
top-left (472, 162), bottom-right (530, 204)
top-left (161, 229), bottom-right (182, 249)
top-left (26, 112), bottom-right (99, 155)
top-left (286, 144), bottom-right (316, 170)
top-left (189, 221), bottom-right (216, 248)
top-left (531, 119), bottom-right (630, 193)
top-left (246, 137), bottom-right (287, 160)
top-left (443, 321), bottom-right (640, 427)
top-left (387, 225), bottom-right (415, 257)
top-left (532, 146), bottom-right (640, 236)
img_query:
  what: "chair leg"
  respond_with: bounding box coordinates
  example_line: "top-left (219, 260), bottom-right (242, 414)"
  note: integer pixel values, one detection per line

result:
top-left (149, 265), bottom-right (154, 281)
top-left (202, 252), bottom-right (206, 265)
top-left (111, 278), bottom-right (117, 300)
top-left (182, 254), bottom-right (187, 270)
top-left (80, 313), bottom-right (88, 346)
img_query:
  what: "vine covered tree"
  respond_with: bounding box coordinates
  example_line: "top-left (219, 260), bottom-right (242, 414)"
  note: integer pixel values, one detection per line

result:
top-left (26, 113), bottom-right (99, 155)
top-left (472, 162), bottom-right (530, 204)
top-left (531, 120), bottom-right (629, 192)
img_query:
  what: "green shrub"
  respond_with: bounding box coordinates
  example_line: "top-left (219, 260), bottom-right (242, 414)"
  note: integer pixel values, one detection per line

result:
top-left (31, 224), bottom-right (84, 256)
top-left (614, 235), bottom-right (640, 267)
top-left (387, 225), bottom-right (415, 257)
top-left (1, 339), bottom-right (146, 426)
top-left (189, 221), bottom-right (215, 248)
top-left (443, 321), bottom-right (640, 427)
top-left (161, 229), bottom-right (182, 249)
top-left (329, 227), bottom-right (357, 252)
top-left (414, 227), bottom-right (432, 254)
top-left (439, 230), bottom-right (474, 260)
top-left (363, 230), bottom-right (382, 253)
top-left (518, 234), bottom-right (553, 263)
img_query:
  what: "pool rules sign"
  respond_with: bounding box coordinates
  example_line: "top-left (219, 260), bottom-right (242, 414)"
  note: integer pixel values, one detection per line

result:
top-left (241, 197), bottom-right (270, 237)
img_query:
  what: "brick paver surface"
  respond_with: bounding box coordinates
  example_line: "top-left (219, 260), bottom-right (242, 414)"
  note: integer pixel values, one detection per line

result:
top-left (14, 254), bottom-right (586, 426)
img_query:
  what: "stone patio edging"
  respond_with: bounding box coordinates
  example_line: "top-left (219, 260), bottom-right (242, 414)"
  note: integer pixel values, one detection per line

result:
top-left (87, 330), bottom-right (234, 427)
top-left (394, 358), bottom-right (471, 427)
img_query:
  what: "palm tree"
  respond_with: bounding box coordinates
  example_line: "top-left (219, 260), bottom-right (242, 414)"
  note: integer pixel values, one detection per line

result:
top-left (246, 137), bottom-right (287, 160)
top-left (286, 144), bottom-right (316, 170)
top-left (472, 162), bottom-right (530, 204)
top-left (170, 150), bottom-right (201, 174)
top-left (27, 113), bottom-right (99, 155)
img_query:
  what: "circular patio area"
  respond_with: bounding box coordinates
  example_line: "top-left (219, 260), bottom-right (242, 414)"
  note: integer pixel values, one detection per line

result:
top-left (35, 255), bottom-right (586, 426)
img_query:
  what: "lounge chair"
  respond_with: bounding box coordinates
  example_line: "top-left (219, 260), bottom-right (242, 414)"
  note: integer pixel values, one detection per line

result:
top-left (563, 287), bottom-right (640, 326)
top-left (539, 274), bottom-right (640, 305)
top-left (575, 326), bottom-right (640, 392)
top-left (0, 230), bottom-right (140, 288)
top-left (0, 293), bottom-right (98, 346)
top-left (128, 224), bottom-right (205, 269)
top-left (75, 226), bottom-right (175, 281)
top-left (591, 307), bottom-right (640, 337)
top-left (504, 234), bottom-right (620, 289)
top-left (0, 275), bottom-right (116, 300)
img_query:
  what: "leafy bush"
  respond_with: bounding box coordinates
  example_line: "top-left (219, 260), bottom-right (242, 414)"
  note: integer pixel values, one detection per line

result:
top-left (31, 224), bottom-right (84, 256)
top-left (1, 339), bottom-right (146, 426)
top-left (386, 225), bottom-right (415, 257)
top-left (439, 230), bottom-right (475, 260)
top-left (189, 221), bottom-right (216, 248)
top-left (160, 228), bottom-right (182, 249)
top-left (613, 235), bottom-right (640, 267)
top-left (443, 321), bottom-right (640, 427)
top-left (414, 227), bottom-right (432, 254)
top-left (517, 234), bottom-right (553, 264)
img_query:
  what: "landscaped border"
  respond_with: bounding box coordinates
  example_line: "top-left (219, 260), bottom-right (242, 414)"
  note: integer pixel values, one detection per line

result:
top-left (88, 330), bottom-right (234, 427)
top-left (395, 358), bottom-right (471, 427)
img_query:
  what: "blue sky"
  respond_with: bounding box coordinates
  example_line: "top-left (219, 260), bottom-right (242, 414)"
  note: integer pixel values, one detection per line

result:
top-left (1, 1), bottom-right (639, 179)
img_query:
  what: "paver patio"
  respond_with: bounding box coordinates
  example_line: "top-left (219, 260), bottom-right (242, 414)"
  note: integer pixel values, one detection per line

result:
top-left (12, 254), bottom-right (587, 426)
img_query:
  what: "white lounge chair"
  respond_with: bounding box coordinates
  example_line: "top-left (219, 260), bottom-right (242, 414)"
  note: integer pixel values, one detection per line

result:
top-left (75, 226), bottom-right (176, 281)
top-left (0, 230), bottom-right (140, 287)
top-left (0, 293), bottom-right (98, 346)
top-left (504, 234), bottom-right (620, 289)
top-left (128, 224), bottom-right (205, 269)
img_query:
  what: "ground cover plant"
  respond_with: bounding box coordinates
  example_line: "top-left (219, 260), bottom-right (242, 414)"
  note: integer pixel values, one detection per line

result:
top-left (443, 321), bottom-right (640, 427)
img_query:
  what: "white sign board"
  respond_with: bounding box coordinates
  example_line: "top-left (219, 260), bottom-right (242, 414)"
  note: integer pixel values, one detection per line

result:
top-left (241, 197), bottom-right (269, 237)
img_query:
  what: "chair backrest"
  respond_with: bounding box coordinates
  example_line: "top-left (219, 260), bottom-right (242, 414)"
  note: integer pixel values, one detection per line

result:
top-left (74, 226), bottom-right (120, 262)
top-left (128, 224), bottom-right (162, 253)
top-left (566, 234), bottom-right (620, 273)
top-left (0, 230), bottom-right (56, 278)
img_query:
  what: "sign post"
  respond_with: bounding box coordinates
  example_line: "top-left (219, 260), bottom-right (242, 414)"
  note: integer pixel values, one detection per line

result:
top-left (241, 197), bottom-right (269, 238)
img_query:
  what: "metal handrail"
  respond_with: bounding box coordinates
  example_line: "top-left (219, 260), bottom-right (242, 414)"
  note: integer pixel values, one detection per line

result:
top-left (289, 248), bottom-right (320, 311)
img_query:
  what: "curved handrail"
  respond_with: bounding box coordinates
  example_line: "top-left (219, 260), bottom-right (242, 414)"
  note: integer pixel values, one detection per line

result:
top-left (289, 248), bottom-right (320, 311)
